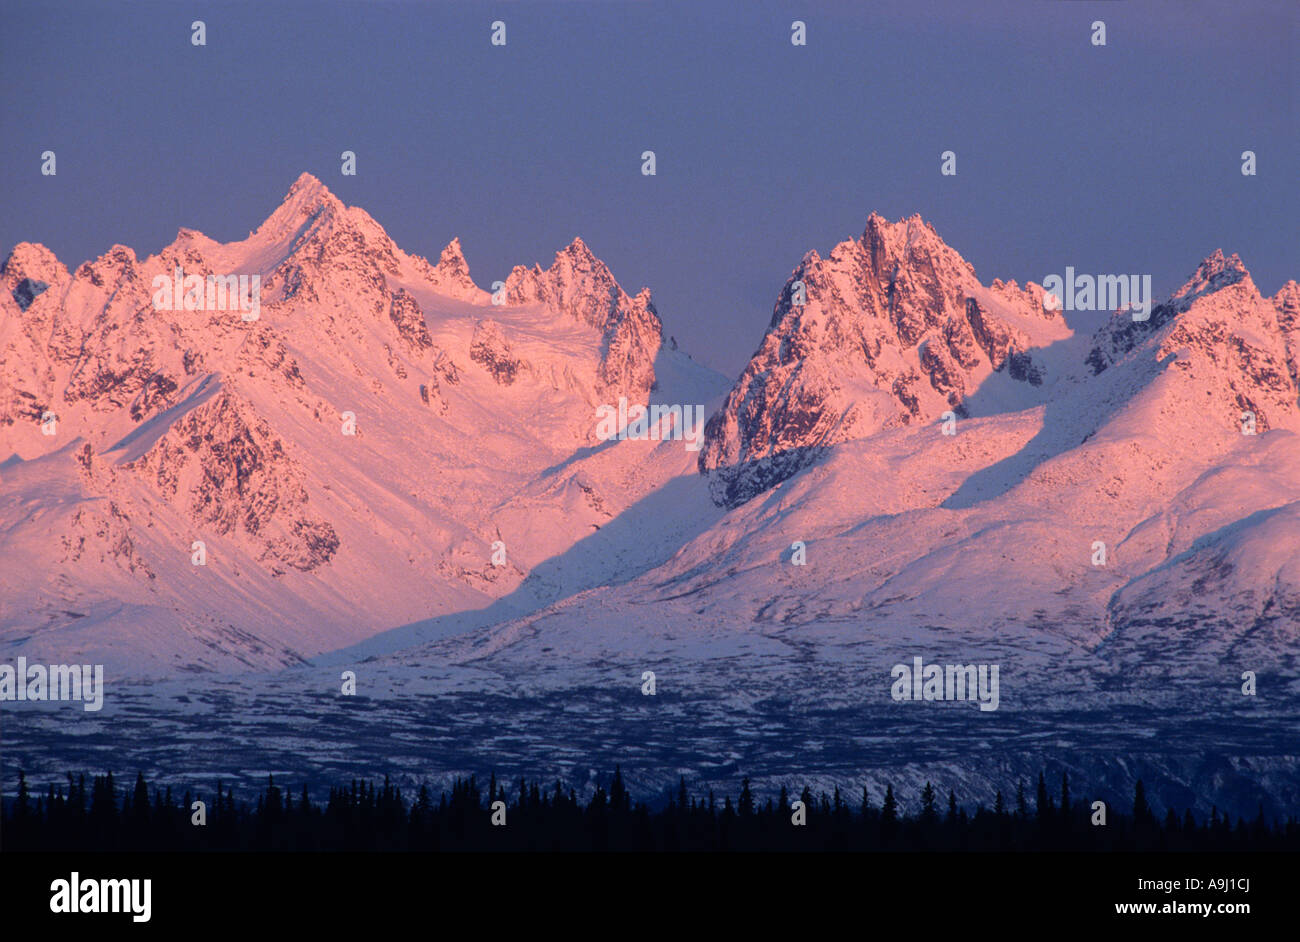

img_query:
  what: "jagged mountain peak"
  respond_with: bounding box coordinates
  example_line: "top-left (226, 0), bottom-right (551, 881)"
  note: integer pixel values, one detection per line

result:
top-left (1087, 251), bottom-right (1271, 376)
top-left (0, 191), bottom-right (714, 674)
top-left (859, 211), bottom-right (978, 283)
top-left (1275, 279), bottom-right (1300, 309)
top-left (861, 209), bottom-right (934, 241)
top-left (238, 175), bottom-right (485, 308)
top-left (429, 237), bottom-right (479, 297)
top-left (440, 236), bottom-right (465, 260)
top-left (700, 214), bottom-right (1070, 506)
top-left (249, 173), bottom-right (356, 256)
top-left (257, 179), bottom-right (483, 305)
top-left (436, 236), bottom-right (473, 274)
top-left (549, 236), bottom-right (617, 288)
top-left (501, 238), bottom-right (663, 401)
top-left (90, 243), bottom-right (139, 266)
top-left (70, 245), bottom-right (144, 291)
top-left (169, 226), bottom-right (221, 253)
top-left (1171, 249), bottom-right (1253, 307)
top-left (2, 243), bottom-right (68, 317)
top-left (284, 171), bottom-right (340, 210)
top-left (285, 174), bottom-right (345, 224)
top-left (507, 236), bottom-right (606, 281)
top-left (1063, 246), bottom-right (1298, 446)
top-left (2, 242), bottom-right (69, 293)
top-left (507, 238), bottom-right (622, 323)
top-left (559, 235), bottom-right (597, 261)
top-left (1091, 249), bottom-right (1263, 345)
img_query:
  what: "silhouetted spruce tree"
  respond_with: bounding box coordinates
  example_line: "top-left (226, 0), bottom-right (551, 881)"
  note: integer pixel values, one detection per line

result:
top-left (1133, 780), bottom-right (1151, 824)
top-left (1132, 779), bottom-right (1154, 848)
top-left (16, 770), bottom-right (30, 820)
top-left (69, 773), bottom-right (86, 825)
top-left (267, 775), bottom-right (283, 819)
top-left (881, 784), bottom-right (899, 841)
top-left (89, 772), bottom-right (117, 831)
top-left (131, 772), bottom-right (150, 825)
top-left (920, 782), bottom-right (938, 827)
top-left (739, 778), bottom-right (753, 816)
top-left (610, 766), bottom-right (629, 814)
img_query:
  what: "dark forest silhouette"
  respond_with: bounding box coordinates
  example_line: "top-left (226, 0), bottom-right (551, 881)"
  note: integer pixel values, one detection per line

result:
top-left (4, 767), bottom-right (1294, 852)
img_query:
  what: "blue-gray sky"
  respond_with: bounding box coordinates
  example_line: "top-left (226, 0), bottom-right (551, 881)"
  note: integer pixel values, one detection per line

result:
top-left (2, 0), bottom-right (1295, 375)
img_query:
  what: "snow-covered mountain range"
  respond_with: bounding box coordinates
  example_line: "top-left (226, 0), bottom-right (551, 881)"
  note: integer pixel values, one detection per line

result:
top-left (4, 177), bottom-right (1298, 814)
top-left (3, 177), bottom-right (1297, 679)
top-left (0, 174), bottom-right (726, 675)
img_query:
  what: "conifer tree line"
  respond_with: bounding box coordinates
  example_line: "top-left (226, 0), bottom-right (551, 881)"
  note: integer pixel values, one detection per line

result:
top-left (3, 767), bottom-right (1295, 852)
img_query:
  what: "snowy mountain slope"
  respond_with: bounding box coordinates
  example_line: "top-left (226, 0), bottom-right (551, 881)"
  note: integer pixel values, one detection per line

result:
top-left (4, 199), bottom-right (1297, 821)
top-left (503, 236), bottom-right (664, 405)
top-left (0, 174), bottom-right (728, 676)
top-left (698, 213), bottom-right (1072, 508)
top-left (1, 189), bottom-right (1295, 686)
top-left (390, 238), bottom-right (1300, 679)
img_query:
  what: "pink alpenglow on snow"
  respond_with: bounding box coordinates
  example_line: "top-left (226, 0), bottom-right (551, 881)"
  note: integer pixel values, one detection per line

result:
top-left (595, 397), bottom-right (707, 451)
top-left (0, 186), bottom-right (1295, 686)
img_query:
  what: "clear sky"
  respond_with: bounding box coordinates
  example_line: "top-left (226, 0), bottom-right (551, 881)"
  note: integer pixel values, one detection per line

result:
top-left (2, 0), bottom-right (1295, 375)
